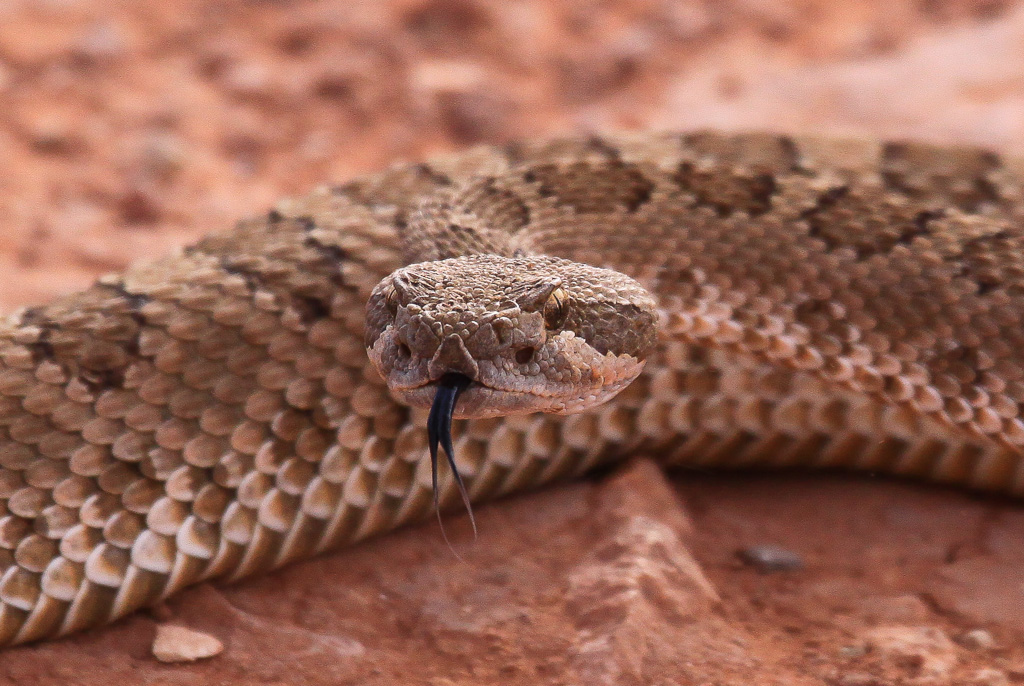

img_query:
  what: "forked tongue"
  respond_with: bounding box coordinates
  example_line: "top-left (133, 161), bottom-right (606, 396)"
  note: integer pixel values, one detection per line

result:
top-left (427, 373), bottom-right (477, 548)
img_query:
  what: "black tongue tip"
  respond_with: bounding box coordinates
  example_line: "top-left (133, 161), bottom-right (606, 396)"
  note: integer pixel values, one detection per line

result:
top-left (427, 373), bottom-right (476, 543)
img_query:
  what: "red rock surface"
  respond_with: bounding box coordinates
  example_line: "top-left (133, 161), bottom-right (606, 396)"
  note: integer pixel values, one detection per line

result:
top-left (2, 1), bottom-right (1024, 683)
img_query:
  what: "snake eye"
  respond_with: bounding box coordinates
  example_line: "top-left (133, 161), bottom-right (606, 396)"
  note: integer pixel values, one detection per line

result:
top-left (384, 285), bottom-right (400, 314)
top-left (543, 287), bottom-right (569, 330)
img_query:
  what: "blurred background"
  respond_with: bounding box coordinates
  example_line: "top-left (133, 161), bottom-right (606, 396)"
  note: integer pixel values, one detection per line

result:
top-left (2, 4), bottom-right (1024, 682)
top-left (1, 0), bottom-right (1023, 308)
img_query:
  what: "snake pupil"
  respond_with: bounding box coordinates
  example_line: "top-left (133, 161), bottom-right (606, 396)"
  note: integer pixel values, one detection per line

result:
top-left (543, 287), bottom-right (569, 329)
top-left (384, 284), bottom-right (400, 313)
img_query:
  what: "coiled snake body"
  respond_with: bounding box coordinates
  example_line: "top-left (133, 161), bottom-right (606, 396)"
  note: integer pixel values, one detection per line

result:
top-left (1, 131), bottom-right (1023, 646)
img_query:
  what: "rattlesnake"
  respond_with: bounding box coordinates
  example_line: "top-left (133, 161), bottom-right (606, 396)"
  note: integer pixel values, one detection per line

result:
top-left (0, 131), bottom-right (1022, 646)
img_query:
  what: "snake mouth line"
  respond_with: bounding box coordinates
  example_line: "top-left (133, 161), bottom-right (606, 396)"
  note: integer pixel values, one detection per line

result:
top-left (427, 373), bottom-right (477, 538)
top-left (401, 376), bottom-right (557, 399)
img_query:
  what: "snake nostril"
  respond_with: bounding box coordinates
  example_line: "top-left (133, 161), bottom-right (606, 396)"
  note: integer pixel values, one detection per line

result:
top-left (515, 346), bottom-right (535, 364)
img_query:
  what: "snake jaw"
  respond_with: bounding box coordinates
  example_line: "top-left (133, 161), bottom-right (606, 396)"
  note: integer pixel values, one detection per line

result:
top-left (376, 355), bottom-right (647, 418)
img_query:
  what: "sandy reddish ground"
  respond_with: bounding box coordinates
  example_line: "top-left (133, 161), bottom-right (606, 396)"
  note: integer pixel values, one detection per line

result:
top-left (2, 1), bottom-right (1024, 684)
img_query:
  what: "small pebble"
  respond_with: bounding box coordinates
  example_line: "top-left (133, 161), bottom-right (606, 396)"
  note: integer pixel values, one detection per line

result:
top-left (971, 667), bottom-right (1009, 686)
top-left (224, 62), bottom-right (275, 99)
top-left (737, 544), bottom-right (803, 573)
top-left (835, 672), bottom-right (880, 686)
top-left (152, 624), bottom-right (224, 663)
top-left (410, 60), bottom-right (487, 93)
top-left (27, 116), bottom-right (82, 155)
top-left (74, 22), bottom-right (126, 63)
top-left (959, 628), bottom-right (997, 650)
top-left (118, 184), bottom-right (163, 224)
top-left (861, 625), bottom-right (956, 679)
top-left (140, 131), bottom-right (188, 180)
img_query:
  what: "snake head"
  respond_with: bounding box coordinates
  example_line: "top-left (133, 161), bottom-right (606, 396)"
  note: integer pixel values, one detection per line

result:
top-left (365, 254), bottom-right (658, 419)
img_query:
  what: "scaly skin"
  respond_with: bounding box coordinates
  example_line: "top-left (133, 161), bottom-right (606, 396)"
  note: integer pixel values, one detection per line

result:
top-left (1, 131), bottom-right (1023, 646)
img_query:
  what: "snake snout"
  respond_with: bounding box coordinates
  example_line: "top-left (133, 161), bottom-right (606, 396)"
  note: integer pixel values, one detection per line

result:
top-left (427, 333), bottom-right (481, 381)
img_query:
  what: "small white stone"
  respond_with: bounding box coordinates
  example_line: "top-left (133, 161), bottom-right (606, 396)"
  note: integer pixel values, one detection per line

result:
top-left (152, 624), bottom-right (224, 663)
top-left (959, 628), bottom-right (997, 650)
top-left (970, 667), bottom-right (1009, 686)
top-left (861, 625), bottom-right (956, 679)
top-left (837, 643), bottom-right (868, 659)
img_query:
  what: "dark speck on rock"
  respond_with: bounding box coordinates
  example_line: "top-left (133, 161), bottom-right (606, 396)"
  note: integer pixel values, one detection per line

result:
top-left (738, 544), bottom-right (804, 573)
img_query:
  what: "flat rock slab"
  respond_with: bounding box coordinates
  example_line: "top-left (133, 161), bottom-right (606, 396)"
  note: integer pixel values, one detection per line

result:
top-left (3, 459), bottom-right (727, 685)
top-left (3, 461), bottom-right (1023, 685)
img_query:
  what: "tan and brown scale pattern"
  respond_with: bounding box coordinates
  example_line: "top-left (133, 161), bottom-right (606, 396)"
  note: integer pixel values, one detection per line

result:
top-left (1, 131), bottom-right (1024, 646)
